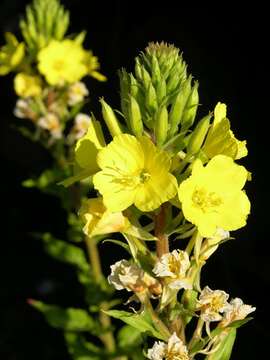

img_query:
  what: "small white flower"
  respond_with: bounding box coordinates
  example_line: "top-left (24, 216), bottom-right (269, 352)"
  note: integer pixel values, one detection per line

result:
top-left (68, 113), bottom-right (91, 142)
top-left (68, 82), bottom-right (89, 106)
top-left (14, 99), bottom-right (30, 119)
top-left (108, 259), bottom-right (143, 292)
top-left (147, 332), bottom-right (190, 360)
top-left (221, 297), bottom-right (256, 327)
top-left (38, 112), bottom-right (62, 139)
top-left (200, 228), bottom-right (230, 260)
top-left (153, 250), bottom-right (191, 290)
top-left (197, 286), bottom-right (230, 322)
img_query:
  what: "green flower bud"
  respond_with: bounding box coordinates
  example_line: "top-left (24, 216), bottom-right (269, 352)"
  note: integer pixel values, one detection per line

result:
top-left (100, 98), bottom-right (122, 137)
top-left (135, 58), bottom-right (143, 80)
top-left (119, 69), bottom-right (129, 120)
top-left (156, 76), bottom-right (167, 104)
top-left (129, 96), bottom-right (143, 137)
top-left (155, 106), bottom-right (168, 146)
top-left (181, 81), bottom-right (199, 131)
top-left (141, 67), bottom-right (152, 89)
top-left (168, 76), bottom-right (192, 137)
top-left (145, 82), bottom-right (158, 113)
top-left (151, 54), bottom-right (161, 85)
top-left (187, 114), bottom-right (211, 155)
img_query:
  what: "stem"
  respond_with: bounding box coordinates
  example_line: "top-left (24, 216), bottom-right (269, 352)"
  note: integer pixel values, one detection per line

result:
top-left (85, 236), bottom-right (116, 352)
top-left (155, 204), bottom-right (169, 258)
top-left (145, 298), bottom-right (171, 339)
top-left (188, 317), bottom-right (204, 351)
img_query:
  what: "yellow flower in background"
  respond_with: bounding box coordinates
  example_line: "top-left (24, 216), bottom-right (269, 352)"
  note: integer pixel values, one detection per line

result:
top-left (79, 198), bottom-right (130, 237)
top-left (178, 155), bottom-right (250, 237)
top-left (14, 73), bottom-right (42, 98)
top-left (83, 50), bottom-right (107, 82)
top-left (203, 102), bottom-right (248, 160)
top-left (37, 40), bottom-right (88, 85)
top-left (0, 33), bottom-right (25, 75)
top-left (93, 134), bottom-right (178, 212)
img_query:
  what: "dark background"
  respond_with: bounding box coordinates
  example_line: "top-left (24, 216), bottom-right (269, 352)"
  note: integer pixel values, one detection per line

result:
top-left (1, 1), bottom-right (268, 359)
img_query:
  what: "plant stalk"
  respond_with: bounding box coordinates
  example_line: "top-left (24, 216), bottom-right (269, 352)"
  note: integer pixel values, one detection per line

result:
top-left (155, 204), bottom-right (169, 258)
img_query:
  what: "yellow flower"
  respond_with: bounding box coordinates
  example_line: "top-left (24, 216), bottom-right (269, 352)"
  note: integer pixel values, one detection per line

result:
top-left (84, 50), bottom-right (107, 82)
top-left (0, 33), bottom-right (25, 75)
top-left (37, 40), bottom-right (88, 85)
top-left (178, 155), bottom-right (250, 237)
top-left (75, 118), bottom-right (106, 173)
top-left (79, 197), bottom-right (130, 237)
top-left (14, 73), bottom-right (42, 98)
top-left (203, 102), bottom-right (247, 160)
top-left (93, 134), bottom-right (178, 212)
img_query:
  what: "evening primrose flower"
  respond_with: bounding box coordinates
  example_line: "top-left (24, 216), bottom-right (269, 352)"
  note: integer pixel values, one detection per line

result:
top-left (108, 259), bottom-right (143, 292)
top-left (79, 197), bottom-right (130, 237)
top-left (203, 102), bottom-right (247, 160)
top-left (37, 40), bottom-right (88, 85)
top-left (14, 73), bottom-right (42, 98)
top-left (93, 134), bottom-right (178, 212)
top-left (178, 155), bottom-right (250, 237)
top-left (196, 286), bottom-right (230, 322)
top-left (221, 298), bottom-right (256, 327)
top-left (38, 113), bottom-right (62, 139)
top-left (67, 82), bottom-right (89, 106)
top-left (153, 250), bottom-right (191, 290)
top-left (84, 50), bottom-right (107, 81)
top-left (147, 332), bottom-right (190, 360)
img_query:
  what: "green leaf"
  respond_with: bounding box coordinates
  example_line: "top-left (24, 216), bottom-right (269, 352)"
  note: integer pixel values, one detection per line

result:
top-left (103, 309), bottom-right (166, 340)
top-left (30, 300), bottom-right (98, 332)
top-left (206, 329), bottom-right (236, 360)
top-left (41, 233), bottom-right (89, 272)
top-left (102, 239), bottom-right (131, 254)
top-left (117, 324), bottom-right (143, 348)
top-left (65, 332), bottom-right (107, 360)
top-left (228, 317), bottom-right (253, 329)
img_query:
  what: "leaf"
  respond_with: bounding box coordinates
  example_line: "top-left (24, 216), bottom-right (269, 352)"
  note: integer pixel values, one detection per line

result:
top-left (103, 309), bottom-right (166, 340)
top-left (125, 225), bottom-right (157, 240)
top-left (41, 233), bottom-right (89, 272)
top-left (59, 170), bottom-right (93, 187)
top-left (228, 317), bottom-right (253, 329)
top-left (30, 300), bottom-right (98, 332)
top-left (206, 329), bottom-right (236, 360)
top-left (117, 324), bottom-right (143, 348)
top-left (65, 332), bottom-right (107, 360)
top-left (102, 239), bottom-right (131, 254)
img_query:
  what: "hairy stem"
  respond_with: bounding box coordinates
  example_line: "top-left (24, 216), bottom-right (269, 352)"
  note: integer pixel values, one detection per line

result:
top-left (85, 236), bottom-right (116, 352)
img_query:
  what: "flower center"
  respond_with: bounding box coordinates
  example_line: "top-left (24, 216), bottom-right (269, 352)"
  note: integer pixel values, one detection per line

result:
top-left (53, 59), bottom-right (65, 71)
top-left (168, 256), bottom-right (181, 274)
top-left (192, 187), bottom-right (222, 213)
top-left (109, 167), bottom-right (151, 189)
top-left (139, 170), bottom-right (151, 184)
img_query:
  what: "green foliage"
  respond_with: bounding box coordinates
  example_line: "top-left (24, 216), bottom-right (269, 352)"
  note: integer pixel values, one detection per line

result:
top-left (104, 309), bottom-right (166, 341)
top-left (65, 332), bottom-right (107, 360)
top-left (206, 329), bottom-right (236, 360)
top-left (41, 233), bottom-right (89, 272)
top-left (117, 324), bottom-right (143, 349)
top-left (30, 300), bottom-right (98, 332)
top-left (20, 0), bottom-right (70, 54)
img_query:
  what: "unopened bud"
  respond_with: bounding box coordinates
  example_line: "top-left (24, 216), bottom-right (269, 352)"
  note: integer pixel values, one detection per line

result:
top-left (156, 76), bottom-right (166, 104)
top-left (100, 98), bottom-right (122, 137)
top-left (146, 82), bottom-right (158, 113)
top-left (129, 96), bottom-right (143, 137)
top-left (168, 76), bottom-right (192, 137)
top-left (187, 114), bottom-right (211, 155)
top-left (155, 106), bottom-right (168, 146)
top-left (181, 81), bottom-right (199, 131)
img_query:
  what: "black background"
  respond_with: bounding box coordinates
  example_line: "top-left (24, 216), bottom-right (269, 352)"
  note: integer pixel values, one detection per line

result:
top-left (0, 1), bottom-right (268, 359)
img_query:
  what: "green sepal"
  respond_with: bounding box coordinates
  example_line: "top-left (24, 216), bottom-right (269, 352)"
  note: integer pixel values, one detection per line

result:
top-left (187, 114), bottom-right (211, 155)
